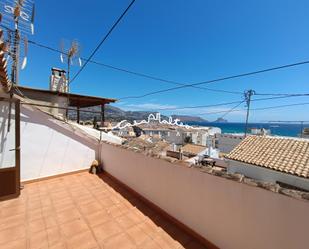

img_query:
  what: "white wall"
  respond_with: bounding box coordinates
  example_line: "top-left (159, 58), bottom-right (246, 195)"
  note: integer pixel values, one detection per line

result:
top-left (0, 103), bottom-right (98, 181)
top-left (100, 142), bottom-right (309, 249)
top-left (217, 134), bottom-right (243, 153)
top-left (228, 160), bottom-right (309, 191)
top-left (19, 88), bottom-right (68, 118)
top-left (20, 106), bottom-right (98, 181)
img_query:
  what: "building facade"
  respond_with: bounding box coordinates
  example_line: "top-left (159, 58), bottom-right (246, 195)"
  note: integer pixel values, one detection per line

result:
top-left (225, 135), bottom-right (309, 191)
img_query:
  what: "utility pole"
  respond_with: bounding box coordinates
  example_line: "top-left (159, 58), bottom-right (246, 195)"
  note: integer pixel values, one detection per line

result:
top-left (300, 121), bottom-right (304, 138)
top-left (244, 89), bottom-right (255, 137)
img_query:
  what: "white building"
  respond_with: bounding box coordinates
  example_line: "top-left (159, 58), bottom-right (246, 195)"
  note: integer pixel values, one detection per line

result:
top-left (251, 127), bottom-right (271, 135)
top-left (141, 125), bottom-right (221, 147)
top-left (216, 133), bottom-right (244, 153)
top-left (225, 135), bottom-right (309, 191)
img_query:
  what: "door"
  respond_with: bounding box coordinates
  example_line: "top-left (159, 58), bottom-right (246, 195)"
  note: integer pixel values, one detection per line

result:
top-left (0, 97), bottom-right (20, 200)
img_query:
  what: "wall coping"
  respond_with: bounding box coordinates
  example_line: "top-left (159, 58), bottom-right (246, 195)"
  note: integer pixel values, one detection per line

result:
top-left (100, 140), bottom-right (309, 203)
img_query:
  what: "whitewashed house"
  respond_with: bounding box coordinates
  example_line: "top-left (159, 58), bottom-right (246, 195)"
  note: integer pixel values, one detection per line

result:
top-left (225, 135), bottom-right (309, 191)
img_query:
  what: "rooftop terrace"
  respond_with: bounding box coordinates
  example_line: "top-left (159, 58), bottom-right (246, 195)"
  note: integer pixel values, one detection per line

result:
top-left (1, 92), bottom-right (309, 249)
top-left (0, 172), bottom-right (207, 249)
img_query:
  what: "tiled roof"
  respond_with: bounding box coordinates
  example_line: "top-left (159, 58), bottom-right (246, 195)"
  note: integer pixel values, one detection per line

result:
top-left (126, 137), bottom-right (170, 154)
top-left (225, 135), bottom-right (309, 178)
top-left (182, 144), bottom-right (207, 155)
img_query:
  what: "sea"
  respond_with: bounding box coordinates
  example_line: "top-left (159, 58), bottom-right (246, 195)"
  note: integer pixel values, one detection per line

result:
top-left (186, 122), bottom-right (306, 138)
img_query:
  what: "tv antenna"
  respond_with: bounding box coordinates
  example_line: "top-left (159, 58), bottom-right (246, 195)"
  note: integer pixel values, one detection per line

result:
top-left (59, 39), bottom-right (82, 93)
top-left (0, 0), bottom-right (35, 85)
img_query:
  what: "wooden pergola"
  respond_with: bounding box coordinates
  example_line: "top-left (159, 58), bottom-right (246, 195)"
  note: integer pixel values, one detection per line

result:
top-left (15, 86), bottom-right (117, 125)
top-left (64, 92), bottom-right (116, 124)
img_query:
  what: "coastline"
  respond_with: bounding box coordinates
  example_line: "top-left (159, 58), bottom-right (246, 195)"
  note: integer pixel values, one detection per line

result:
top-left (186, 121), bottom-right (305, 138)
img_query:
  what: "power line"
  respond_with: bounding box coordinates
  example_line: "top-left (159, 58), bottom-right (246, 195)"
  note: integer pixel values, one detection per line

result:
top-left (254, 92), bottom-right (298, 96)
top-left (119, 61), bottom-right (309, 99)
top-left (20, 37), bottom-right (309, 99)
top-left (69, 0), bottom-right (137, 84)
top-left (29, 38), bottom-right (309, 99)
top-left (216, 100), bottom-right (246, 120)
top-left (266, 120), bottom-right (309, 123)
top-left (251, 102), bottom-right (309, 111)
top-left (27, 40), bottom-right (243, 95)
top-left (155, 100), bottom-right (243, 111)
top-left (195, 101), bottom-right (309, 116)
top-left (3, 24), bottom-right (309, 99)
top-left (14, 81), bottom-right (309, 125)
top-left (252, 94), bottom-right (309, 101)
top-left (130, 94), bottom-right (309, 112)
top-left (195, 108), bottom-right (244, 116)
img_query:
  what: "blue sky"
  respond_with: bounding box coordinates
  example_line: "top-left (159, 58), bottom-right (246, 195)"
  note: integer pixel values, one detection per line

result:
top-left (9, 0), bottom-right (309, 122)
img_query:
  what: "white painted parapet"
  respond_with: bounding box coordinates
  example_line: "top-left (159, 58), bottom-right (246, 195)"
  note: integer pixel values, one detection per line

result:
top-left (100, 142), bottom-right (309, 249)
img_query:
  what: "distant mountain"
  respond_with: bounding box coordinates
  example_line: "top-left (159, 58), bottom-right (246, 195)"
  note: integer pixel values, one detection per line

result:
top-left (70, 105), bottom-right (169, 122)
top-left (214, 117), bottom-right (228, 123)
top-left (171, 115), bottom-right (208, 123)
top-left (69, 105), bottom-right (207, 123)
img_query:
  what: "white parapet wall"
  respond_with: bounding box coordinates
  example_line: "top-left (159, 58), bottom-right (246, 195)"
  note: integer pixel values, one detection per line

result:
top-left (0, 102), bottom-right (98, 181)
top-left (100, 142), bottom-right (309, 249)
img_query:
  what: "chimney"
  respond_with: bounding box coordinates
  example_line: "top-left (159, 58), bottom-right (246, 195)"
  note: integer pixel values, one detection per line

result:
top-left (50, 68), bottom-right (68, 92)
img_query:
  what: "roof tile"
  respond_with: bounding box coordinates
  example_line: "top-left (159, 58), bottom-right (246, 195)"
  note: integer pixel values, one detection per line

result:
top-left (225, 136), bottom-right (309, 178)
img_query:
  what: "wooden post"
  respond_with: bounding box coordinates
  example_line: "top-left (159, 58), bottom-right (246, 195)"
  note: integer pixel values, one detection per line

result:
top-left (101, 104), bottom-right (105, 127)
top-left (77, 106), bottom-right (80, 124)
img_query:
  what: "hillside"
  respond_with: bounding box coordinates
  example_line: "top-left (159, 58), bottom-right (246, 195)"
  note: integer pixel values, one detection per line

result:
top-left (69, 105), bottom-right (169, 122)
top-left (214, 117), bottom-right (228, 123)
top-left (69, 105), bottom-right (207, 123)
top-left (171, 115), bottom-right (208, 122)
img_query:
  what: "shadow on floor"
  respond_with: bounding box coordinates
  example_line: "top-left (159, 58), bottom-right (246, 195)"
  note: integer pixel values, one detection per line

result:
top-left (96, 172), bottom-right (210, 249)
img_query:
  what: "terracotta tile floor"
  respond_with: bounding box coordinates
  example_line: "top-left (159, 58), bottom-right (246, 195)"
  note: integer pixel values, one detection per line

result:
top-left (0, 172), bottom-right (208, 249)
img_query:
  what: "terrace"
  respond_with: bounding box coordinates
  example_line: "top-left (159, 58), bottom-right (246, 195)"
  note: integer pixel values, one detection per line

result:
top-left (2, 6), bottom-right (309, 247)
top-left (0, 172), bottom-right (206, 249)
top-left (1, 75), bottom-right (309, 249)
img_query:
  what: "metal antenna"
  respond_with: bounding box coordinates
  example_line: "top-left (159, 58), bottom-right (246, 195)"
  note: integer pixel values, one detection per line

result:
top-left (244, 89), bottom-right (255, 137)
top-left (1, 0), bottom-right (35, 85)
top-left (1, 0), bottom-right (34, 132)
top-left (59, 39), bottom-right (81, 93)
top-left (58, 39), bottom-right (82, 119)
